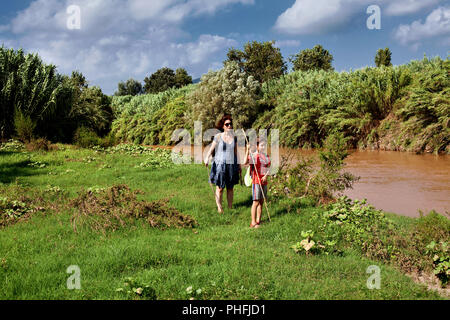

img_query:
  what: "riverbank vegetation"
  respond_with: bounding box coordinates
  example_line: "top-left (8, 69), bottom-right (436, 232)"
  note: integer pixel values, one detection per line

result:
top-left (0, 139), bottom-right (448, 299)
top-left (1, 44), bottom-right (448, 153)
top-left (110, 55), bottom-right (449, 154)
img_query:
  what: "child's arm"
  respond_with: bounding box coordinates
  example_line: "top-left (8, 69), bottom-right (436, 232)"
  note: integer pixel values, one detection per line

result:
top-left (244, 144), bottom-right (250, 165)
top-left (261, 156), bottom-right (271, 183)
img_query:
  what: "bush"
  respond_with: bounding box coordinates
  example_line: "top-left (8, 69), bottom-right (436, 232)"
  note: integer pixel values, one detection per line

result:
top-left (74, 127), bottom-right (101, 148)
top-left (187, 61), bottom-right (260, 129)
top-left (14, 109), bottom-right (36, 142)
top-left (111, 90), bottom-right (194, 146)
top-left (25, 138), bottom-right (58, 152)
top-left (111, 85), bottom-right (195, 118)
top-left (270, 132), bottom-right (358, 204)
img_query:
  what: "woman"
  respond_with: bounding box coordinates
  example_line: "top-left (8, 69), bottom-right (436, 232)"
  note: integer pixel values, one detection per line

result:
top-left (204, 114), bottom-right (241, 213)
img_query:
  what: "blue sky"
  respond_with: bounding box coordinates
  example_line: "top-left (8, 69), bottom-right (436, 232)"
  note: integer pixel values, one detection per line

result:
top-left (0, 0), bottom-right (449, 94)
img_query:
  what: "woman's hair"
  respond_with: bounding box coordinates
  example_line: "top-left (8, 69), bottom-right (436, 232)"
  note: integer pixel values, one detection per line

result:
top-left (216, 114), bottom-right (233, 132)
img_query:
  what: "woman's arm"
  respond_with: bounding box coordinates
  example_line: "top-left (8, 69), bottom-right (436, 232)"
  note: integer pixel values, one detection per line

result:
top-left (204, 137), bottom-right (217, 166)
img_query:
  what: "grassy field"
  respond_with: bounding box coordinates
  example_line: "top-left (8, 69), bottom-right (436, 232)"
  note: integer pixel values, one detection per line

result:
top-left (0, 143), bottom-right (445, 300)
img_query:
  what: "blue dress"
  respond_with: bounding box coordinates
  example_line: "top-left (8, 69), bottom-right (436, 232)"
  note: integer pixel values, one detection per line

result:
top-left (209, 134), bottom-right (240, 189)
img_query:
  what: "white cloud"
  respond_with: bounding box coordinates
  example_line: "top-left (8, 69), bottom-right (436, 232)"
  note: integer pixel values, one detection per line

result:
top-left (273, 0), bottom-right (447, 35)
top-left (273, 0), bottom-right (373, 35)
top-left (128, 0), bottom-right (254, 22)
top-left (393, 6), bottom-right (450, 48)
top-left (3, 0), bottom-right (250, 94)
top-left (385, 0), bottom-right (442, 16)
top-left (274, 40), bottom-right (301, 48)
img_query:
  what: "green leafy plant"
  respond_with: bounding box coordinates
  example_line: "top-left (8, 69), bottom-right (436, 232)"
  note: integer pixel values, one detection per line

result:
top-left (426, 241), bottom-right (449, 287)
top-left (185, 285), bottom-right (205, 300)
top-left (271, 132), bottom-right (358, 204)
top-left (14, 109), bottom-right (36, 142)
top-left (0, 196), bottom-right (44, 227)
top-left (116, 277), bottom-right (157, 300)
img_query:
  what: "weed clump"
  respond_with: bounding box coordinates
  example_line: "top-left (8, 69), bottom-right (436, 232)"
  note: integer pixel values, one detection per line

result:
top-left (70, 185), bottom-right (196, 234)
top-left (0, 195), bottom-right (45, 227)
top-left (0, 140), bottom-right (25, 152)
top-left (299, 197), bottom-right (450, 287)
top-left (271, 132), bottom-right (359, 204)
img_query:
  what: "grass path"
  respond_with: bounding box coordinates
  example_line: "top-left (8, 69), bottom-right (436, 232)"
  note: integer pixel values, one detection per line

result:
top-left (0, 146), bottom-right (444, 299)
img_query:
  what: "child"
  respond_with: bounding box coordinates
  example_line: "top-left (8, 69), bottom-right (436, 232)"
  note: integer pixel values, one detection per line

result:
top-left (245, 138), bottom-right (271, 229)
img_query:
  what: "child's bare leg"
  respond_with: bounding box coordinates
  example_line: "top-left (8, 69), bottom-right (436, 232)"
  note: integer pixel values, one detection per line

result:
top-left (256, 199), bottom-right (263, 223)
top-left (251, 201), bottom-right (259, 226)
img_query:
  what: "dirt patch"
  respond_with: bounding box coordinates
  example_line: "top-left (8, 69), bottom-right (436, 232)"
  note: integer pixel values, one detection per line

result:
top-left (70, 184), bottom-right (197, 234)
top-left (407, 271), bottom-right (450, 298)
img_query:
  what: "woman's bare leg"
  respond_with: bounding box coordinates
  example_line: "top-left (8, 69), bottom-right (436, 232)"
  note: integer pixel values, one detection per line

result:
top-left (226, 188), bottom-right (234, 209)
top-left (216, 187), bottom-right (224, 213)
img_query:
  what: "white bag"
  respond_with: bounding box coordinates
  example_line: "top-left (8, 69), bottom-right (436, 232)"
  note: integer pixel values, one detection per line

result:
top-left (244, 167), bottom-right (252, 187)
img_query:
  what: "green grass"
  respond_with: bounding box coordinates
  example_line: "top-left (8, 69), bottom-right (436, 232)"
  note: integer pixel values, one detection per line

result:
top-left (0, 145), bottom-right (445, 300)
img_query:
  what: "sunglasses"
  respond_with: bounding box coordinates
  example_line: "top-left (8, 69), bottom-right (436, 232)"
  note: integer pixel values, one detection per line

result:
top-left (224, 122), bottom-right (233, 127)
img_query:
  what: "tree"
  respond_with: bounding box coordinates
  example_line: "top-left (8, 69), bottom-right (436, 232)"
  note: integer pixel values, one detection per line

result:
top-left (224, 41), bottom-right (287, 83)
top-left (71, 71), bottom-right (88, 88)
top-left (290, 45), bottom-right (334, 72)
top-left (115, 78), bottom-right (143, 96)
top-left (174, 68), bottom-right (193, 88)
top-left (187, 61), bottom-right (261, 129)
top-left (144, 67), bottom-right (176, 94)
top-left (70, 86), bottom-right (113, 136)
top-left (375, 48), bottom-right (392, 67)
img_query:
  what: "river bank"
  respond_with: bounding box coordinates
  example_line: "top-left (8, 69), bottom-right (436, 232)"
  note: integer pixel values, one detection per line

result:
top-left (0, 142), bottom-right (448, 299)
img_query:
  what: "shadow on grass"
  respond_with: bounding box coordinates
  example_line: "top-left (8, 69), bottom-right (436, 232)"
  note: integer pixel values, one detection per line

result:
top-left (0, 159), bottom-right (40, 183)
top-left (234, 196), bottom-right (254, 209)
top-left (268, 197), bottom-right (314, 219)
top-left (0, 151), bottom-right (17, 156)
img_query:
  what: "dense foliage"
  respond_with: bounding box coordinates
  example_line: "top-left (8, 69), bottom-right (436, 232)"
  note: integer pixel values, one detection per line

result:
top-left (187, 61), bottom-right (261, 129)
top-left (253, 57), bottom-right (448, 153)
top-left (225, 41), bottom-right (287, 83)
top-left (290, 45), bottom-right (334, 72)
top-left (111, 86), bottom-right (195, 145)
top-left (3, 46), bottom-right (447, 154)
top-left (375, 48), bottom-right (393, 67)
top-left (0, 47), bottom-right (113, 143)
top-left (115, 78), bottom-right (143, 96)
top-left (143, 67), bottom-right (192, 94)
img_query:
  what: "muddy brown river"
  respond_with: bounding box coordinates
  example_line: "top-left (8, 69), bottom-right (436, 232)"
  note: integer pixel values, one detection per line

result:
top-left (278, 148), bottom-right (450, 218)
